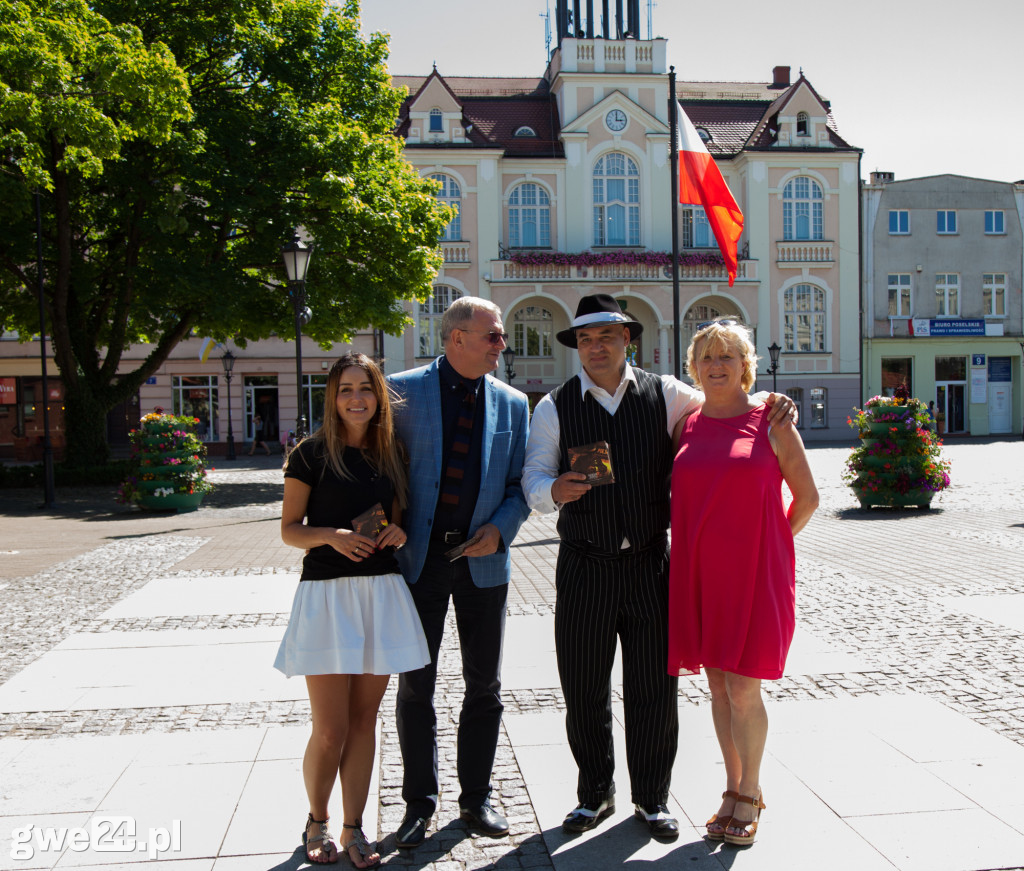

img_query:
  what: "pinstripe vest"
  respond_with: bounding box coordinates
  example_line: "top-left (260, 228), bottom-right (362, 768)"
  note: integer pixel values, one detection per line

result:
top-left (553, 367), bottom-right (672, 554)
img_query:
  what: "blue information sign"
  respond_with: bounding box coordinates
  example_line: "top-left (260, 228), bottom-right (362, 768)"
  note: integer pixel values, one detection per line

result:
top-left (989, 357), bottom-right (1012, 382)
top-left (929, 319), bottom-right (985, 336)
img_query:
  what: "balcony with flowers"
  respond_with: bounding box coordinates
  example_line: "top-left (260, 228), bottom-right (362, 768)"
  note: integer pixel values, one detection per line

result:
top-left (488, 249), bottom-right (757, 283)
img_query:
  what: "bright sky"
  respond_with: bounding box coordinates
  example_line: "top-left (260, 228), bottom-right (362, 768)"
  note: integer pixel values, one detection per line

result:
top-left (360, 0), bottom-right (1024, 184)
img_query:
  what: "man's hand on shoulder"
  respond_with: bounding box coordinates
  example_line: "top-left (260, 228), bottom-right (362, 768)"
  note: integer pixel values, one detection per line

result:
top-left (765, 392), bottom-right (798, 427)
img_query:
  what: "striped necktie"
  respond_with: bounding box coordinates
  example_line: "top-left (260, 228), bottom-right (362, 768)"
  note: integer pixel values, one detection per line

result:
top-left (440, 379), bottom-right (477, 507)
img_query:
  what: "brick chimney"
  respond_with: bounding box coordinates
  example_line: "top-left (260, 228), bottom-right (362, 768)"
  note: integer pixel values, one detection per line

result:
top-left (772, 66), bottom-right (791, 88)
top-left (870, 171), bottom-right (895, 184)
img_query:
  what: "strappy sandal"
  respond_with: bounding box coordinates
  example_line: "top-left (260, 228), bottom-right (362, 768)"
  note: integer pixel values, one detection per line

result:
top-left (341, 822), bottom-right (381, 869)
top-left (724, 791), bottom-right (765, 846)
top-left (302, 813), bottom-right (338, 864)
top-left (705, 789), bottom-right (738, 841)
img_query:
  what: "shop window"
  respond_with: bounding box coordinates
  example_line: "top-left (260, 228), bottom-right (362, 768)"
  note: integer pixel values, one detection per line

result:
top-left (809, 387), bottom-right (827, 428)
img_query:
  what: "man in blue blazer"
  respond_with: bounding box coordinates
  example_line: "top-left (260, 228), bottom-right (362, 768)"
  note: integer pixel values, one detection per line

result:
top-left (389, 297), bottom-right (530, 848)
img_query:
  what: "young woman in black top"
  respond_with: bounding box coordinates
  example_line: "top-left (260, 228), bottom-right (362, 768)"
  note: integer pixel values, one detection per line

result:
top-left (276, 354), bottom-right (428, 867)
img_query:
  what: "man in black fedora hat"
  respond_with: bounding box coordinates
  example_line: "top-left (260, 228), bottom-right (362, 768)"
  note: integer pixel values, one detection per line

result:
top-left (523, 293), bottom-right (794, 839)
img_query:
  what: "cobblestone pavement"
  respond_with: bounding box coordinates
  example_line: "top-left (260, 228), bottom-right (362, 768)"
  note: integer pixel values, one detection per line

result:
top-left (2, 440), bottom-right (1023, 869)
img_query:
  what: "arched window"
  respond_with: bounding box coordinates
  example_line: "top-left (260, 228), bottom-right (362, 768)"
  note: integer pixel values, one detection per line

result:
top-left (784, 284), bottom-right (826, 352)
top-left (417, 285), bottom-right (461, 357)
top-left (783, 177), bottom-right (823, 240)
top-left (429, 108), bottom-right (443, 133)
top-left (512, 306), bottom-right (553, 357)
top-left (429, 174), bottom-right (461, 241)
top-left (514, 126), bottom-right (537, 137)
top-left (508, 183), bottom-right (550, 248)
top-left (593, 152), bottom-right (640, 246)
top-left (696, 127), bottom-right (712, 144)
top-left (683, 303), bottom-right (741, 350)
top-left (682, 205), bottom-right (715, 248)
top-left (796, 112), bottom-right (809, 136)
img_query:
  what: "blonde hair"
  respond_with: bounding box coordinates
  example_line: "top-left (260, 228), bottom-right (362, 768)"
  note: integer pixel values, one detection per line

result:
top-left (290, 353), bottom-right (409, 510)
top-left (686, 319), bottom-right (759, 393)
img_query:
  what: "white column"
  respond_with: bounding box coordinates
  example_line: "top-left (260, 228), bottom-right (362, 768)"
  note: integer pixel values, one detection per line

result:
top-left (658, 326), bottom-right (669, 376)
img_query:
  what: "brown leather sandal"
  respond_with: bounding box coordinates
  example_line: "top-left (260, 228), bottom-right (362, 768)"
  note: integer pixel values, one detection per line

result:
top-left (724, 791), bottom-right (765, 846)
top-left (705, 789), bottom-right (739, 841)
top-left (302, 813), bottom-right (338, 864)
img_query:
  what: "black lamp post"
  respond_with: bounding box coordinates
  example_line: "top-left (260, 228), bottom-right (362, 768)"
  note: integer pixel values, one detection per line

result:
top-left (221, 350), bottom-right (236, 460)
top-left (34, 191), bottom-right (55, 507)
top-left (1019, 341), bottom-right (1024, 440)
top-left (767, 342), bottom-right (782, 394)
top-left (503, 346), bottom-right (517, 384)
top-left (281, 232), bottom-right (313, 441)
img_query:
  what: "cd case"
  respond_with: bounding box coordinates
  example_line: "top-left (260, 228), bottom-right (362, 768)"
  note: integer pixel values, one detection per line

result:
top-left (352, 502), bottom-right (388, 538)
top-left (568, 440), bottom-right (615, 486)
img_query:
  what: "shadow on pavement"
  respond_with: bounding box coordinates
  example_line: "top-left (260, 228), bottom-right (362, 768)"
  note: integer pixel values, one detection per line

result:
top-left (544, 819), bottom-right (721, 868)
top-left (835, 505), bottom-right (944, 521)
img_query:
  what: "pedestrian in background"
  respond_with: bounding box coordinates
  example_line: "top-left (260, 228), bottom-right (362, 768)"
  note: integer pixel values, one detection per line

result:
top-left (249, 413), bottom-right (271, 456)
top-left (276, 353), bottom-right (429, 867)
top-left (389, 297), bottom-right (530, 848)
top-left (669, 320), bottom-right (817, 847)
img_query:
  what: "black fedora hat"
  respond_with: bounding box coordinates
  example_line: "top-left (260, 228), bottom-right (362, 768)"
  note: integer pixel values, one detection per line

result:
top-left (556, 294), bottom-right (643, 349)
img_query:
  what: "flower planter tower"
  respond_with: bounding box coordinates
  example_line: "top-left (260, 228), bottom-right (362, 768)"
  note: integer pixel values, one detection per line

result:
top-left (118, 413), bottom-right (212, 511)
top-left (844, 386), bottom-right (950, 509)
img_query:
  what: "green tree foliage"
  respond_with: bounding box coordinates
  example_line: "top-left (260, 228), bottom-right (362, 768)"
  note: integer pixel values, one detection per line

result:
top-left (0, 0), bottom-right (449, 465)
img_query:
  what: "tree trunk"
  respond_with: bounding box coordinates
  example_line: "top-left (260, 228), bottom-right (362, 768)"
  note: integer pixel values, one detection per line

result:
top-left (62, 382), bottom-right (112, 467)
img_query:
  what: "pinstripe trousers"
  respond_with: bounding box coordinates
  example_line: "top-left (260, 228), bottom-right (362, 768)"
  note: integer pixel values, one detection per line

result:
top-left (554, 540), bottom-right (679, 807)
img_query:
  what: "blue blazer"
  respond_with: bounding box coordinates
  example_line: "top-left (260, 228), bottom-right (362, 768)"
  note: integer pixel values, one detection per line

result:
top-left (390, 358), bottom-right (531, 588)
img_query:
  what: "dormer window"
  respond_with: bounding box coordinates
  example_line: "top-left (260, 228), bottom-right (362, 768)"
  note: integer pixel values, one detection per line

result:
top-left (514, 126), bottom-right (537, 137)
top-left (696, 127), bottom-right (712, 144)
top-left (796, 112), bottom-right (809, 136)
top-left (429, 108), bottom-right (443, 133)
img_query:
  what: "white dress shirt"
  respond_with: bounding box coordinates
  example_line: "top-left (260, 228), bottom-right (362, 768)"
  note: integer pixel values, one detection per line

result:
top-left (522, 367), bottom-right (705, 516)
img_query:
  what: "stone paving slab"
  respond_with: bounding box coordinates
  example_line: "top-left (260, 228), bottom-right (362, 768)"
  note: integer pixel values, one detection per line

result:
top-left (101, 575), bottom-right (298, 619)
top-left (0, 632), bottom-right (296, 712)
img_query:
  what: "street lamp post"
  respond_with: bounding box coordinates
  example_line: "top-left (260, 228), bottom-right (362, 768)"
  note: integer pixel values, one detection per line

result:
top-left (767, 342), bottom-right (782, 394)
top-left (281, 232), bottom-right (313, 441)
top-left (34, 191), bottom-right (55, 507)
top-left (221, 350), bottom-right (236, 460)
top-left (1019, 342), bottom-right (1024, 440)
top-left (502, 347), bottom-right (517, 384)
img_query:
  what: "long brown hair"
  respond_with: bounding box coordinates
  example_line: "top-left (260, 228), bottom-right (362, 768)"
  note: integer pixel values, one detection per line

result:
top-left (302, 353), bottom-right (408, 509)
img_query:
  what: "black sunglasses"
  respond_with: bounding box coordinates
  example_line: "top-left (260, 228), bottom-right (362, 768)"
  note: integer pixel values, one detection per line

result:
top-left (460, 329), bottom-right (509, 345)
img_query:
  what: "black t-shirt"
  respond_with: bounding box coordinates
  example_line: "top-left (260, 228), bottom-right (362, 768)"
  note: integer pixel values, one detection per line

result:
top-left (284, 439), bottom-right (401, 581)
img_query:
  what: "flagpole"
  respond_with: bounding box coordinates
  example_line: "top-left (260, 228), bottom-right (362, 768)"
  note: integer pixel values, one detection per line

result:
top-left (668, 66), bottom-right (681, 380)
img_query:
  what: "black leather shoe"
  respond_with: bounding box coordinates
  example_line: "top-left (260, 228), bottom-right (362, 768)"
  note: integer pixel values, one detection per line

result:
top-left (459, 803), bottom-right (509, 837)
top-left (395, 813), bottom-right (428, 849)
top-left (562, 797), bottom-right (615, 834)
top-left (634, 803), bottom-right (679, 840)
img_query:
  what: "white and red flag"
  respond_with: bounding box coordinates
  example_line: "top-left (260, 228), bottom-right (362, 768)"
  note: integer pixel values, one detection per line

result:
top-left (676, 105), bottom-right (744, 285)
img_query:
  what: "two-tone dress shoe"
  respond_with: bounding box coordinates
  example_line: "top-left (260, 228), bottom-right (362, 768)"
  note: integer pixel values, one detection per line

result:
top-left (394, 813), bottom-right (428, 849)
top-left (634, 803), bottom-right (679, 840)
top-left (562, 796), bottom-right (616, 834)
top-left (459, 803), bottom-right (509, 838)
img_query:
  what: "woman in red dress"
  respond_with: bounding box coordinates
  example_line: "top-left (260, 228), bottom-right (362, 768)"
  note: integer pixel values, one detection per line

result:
top-left (668, 320), bottom-right (818, 847)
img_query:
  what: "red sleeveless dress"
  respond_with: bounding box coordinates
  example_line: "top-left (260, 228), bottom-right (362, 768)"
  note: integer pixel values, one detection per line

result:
top-left (667, 405), bottom-right (795, 680)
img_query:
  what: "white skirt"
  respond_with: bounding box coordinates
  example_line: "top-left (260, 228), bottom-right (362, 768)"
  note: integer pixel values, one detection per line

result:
top-left (274, 572), bottom-right (430, 677)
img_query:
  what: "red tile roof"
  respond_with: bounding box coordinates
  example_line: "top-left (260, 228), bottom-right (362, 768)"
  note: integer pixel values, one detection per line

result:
top-left (393, 71), bottom-right (855, 160)
top-left (395, 73), bottom-right (562, 157)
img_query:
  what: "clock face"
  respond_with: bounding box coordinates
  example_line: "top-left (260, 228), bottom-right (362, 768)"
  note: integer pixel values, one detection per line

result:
top-left (606, 109), bottom-right (627, 132)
